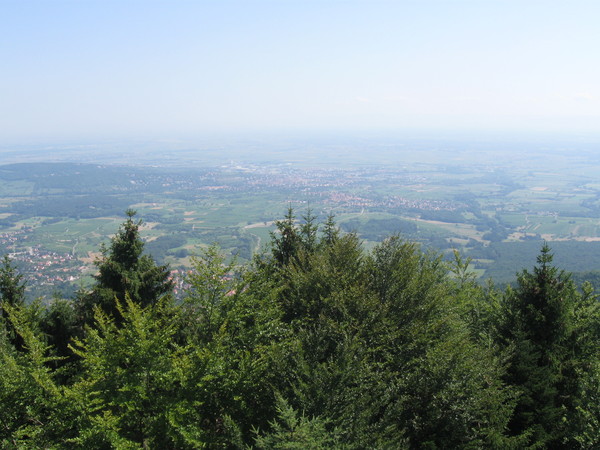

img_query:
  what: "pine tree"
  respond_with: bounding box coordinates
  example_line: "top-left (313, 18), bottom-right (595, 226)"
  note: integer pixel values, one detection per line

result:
top-left (40, 297), bottom-right (78, 373)
top-left (0, 255), bottom-right (25, 313)
top-left (299, 207), bottom-right (318, 254)
top-left (0, 255), bottom-right (27, 350)
top-left (320, 213), bottom-right (339, 248)
top-left (76, 210), bottom-right (173, 324)
top-left (498, 243), bottom-right (600, 446)
top-left (271, 206), bottom-right (300, 267)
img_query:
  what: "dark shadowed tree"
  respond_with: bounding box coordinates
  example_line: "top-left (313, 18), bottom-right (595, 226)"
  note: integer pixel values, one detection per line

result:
top-left (0, 255), bottom-right (25, 313)
top-left (497, 243), bottom-right (600, 447)
top-left (319, 213), bottom-right (339, 249)
top-left (271, 206), bottom-right (300, 267)
top-left (0, 255), bottom-right (26, 350)
top-left (40, 297), bottom-right (78, 374)
top-left (299, 207), bottom-right (318, 254)
top-left (75, 209), bottom-right (173, 324)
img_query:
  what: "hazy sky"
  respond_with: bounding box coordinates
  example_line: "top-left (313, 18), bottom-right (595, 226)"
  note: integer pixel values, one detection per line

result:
top-left (2, 0), bottom-right (600, 142)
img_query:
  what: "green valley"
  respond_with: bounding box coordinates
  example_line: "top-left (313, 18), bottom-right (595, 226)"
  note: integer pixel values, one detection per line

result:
top-left (2, 138), bottom-right (600, 298)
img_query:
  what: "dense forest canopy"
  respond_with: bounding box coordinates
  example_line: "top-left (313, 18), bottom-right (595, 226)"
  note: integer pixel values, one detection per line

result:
top-left (1, 210), bottom-right (599, 448)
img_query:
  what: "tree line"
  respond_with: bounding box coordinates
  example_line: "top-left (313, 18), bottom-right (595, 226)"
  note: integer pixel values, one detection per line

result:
top-left (0, 208), bottom-right (599, 448)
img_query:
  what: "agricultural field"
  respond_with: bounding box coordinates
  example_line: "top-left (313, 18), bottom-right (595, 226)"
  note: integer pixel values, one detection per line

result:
top-left (3, 137), bottom-right (600, 299)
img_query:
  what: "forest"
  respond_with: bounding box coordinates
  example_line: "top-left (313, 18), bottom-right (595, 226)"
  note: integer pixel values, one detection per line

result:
top-left (1, 208), bottom-right (599, 448)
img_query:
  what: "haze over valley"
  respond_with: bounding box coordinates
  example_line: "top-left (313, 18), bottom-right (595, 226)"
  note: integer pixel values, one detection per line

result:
top-left (4, 1), bottom-right (600, 447)
top-left (1, 134), bottom-right (600, 299)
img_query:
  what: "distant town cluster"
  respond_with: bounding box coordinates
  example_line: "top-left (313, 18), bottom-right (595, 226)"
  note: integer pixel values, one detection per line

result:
top-left (2, 142), bottom-right (600, 299)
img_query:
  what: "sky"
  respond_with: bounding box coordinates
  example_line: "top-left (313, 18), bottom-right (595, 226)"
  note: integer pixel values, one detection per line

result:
top-left (1, 0), bottom-right (600, 143)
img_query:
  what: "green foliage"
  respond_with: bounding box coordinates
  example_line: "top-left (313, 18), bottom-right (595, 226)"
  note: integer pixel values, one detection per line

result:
top-left (0, 302), bottom-right (77, 447)
top-left (1, 210), bottom-right (599, 448)
top-left (181, 244), bottom-right (238, 342)
top-left (449, 249), bottom-right (501, 344)
top-left (69, 296), bottom-right (180, 448)
top-left (271, 206), bottom-right (301, 267)
top-left (261, 222), bottom-right (518, 447)
top-left (253, 394), bottom-right (342, 449)
top-left (320, 213), bottom-right (339, 248)
top-left (279, 232), bottom-right (367, 324)
top-left (0, 255), bottom-right (27, 349)
top-left (3, 270), bottom-right (40, 361)
top-left (39, 297), bottom-right (80, 383)
top-left (172, 243), bottom-right (288, 446)
top-left (299, 207), bottom-right (318, 254)
top-left (364, 236), bottom-right (518, 448)
top-left (339, 216), bottom-right (418, 241)
top-left (76, 209), bottom-right (174, 325)
top-left (0, 255), bottom-right (25, 309)
top-left (497, 244), bottom-right (600, 447)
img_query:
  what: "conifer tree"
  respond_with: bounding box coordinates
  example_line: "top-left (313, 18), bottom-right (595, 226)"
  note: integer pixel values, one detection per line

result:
top-left (0, 255), bottom-right (25, 313)
top-left (271, 206), bottom-right (300, 266)
top-left (40, 297), bottom-right (78, 372)
top-left (498, 243), bottom-right (600, 446)
top-left (69, 297), bottom-right (179, 448)
top-left (0, 255), bottom-right (26, 350)
top-left (76, 210), bottom-right (173, 324)
top-left (0, 302), bottom-right (74, 447)
top-left (299, 207), bottom-right (318, 253)
top-left (320, 213), bottom-right (339, 248)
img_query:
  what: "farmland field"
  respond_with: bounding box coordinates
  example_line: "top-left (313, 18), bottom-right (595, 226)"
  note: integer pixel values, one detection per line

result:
top-left (3, 137), bottom-right (600, 298)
